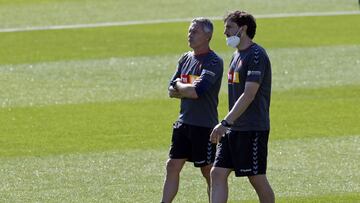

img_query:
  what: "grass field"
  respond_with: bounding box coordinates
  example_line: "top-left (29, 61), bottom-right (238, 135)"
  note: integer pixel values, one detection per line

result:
top-left (1, 0), bottom-right (360, 202)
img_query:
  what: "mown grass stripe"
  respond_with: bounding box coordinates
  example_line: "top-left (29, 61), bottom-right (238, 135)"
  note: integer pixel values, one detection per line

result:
top-left (0, 135), bottom-right (358, 202)
top-left (1, 45), bottom-right (359, 107)
top-left (1, 15), bottom-right (359, 65)
top-left (1, 11), bottom-right (359, 33)
top-left (1, 85), bottom-right (359, 157)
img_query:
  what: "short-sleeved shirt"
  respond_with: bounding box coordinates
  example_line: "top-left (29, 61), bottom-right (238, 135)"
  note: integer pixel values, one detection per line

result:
top-left (227, 43), bottom-right (271, 131)
top-left (170, 50), bottom-right (223, 128)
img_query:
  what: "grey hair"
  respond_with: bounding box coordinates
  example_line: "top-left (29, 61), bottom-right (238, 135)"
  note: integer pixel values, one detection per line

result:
top-left (191, 17), bottom-right (214, 35)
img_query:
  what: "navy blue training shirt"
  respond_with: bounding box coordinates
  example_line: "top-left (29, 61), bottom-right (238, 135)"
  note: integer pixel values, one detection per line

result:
top-left (170, 50), bottom-right (223, 128)
top-left (228, 43), bottom-right (271, 131)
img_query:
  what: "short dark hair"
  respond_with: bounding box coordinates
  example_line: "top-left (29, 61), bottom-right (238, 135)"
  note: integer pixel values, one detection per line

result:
top-left (224, 11), bottom-right (256, 39)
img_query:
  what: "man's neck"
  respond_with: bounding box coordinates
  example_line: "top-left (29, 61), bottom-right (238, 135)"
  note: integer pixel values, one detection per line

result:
top-left (237, 38), bottom-right (253, 51)
top-left (193, 46), bottom-right (210, 55)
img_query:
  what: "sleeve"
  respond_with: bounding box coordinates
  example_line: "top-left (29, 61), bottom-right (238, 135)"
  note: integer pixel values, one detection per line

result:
top-left (169, 53), bottom-right (187, 86)
top-left (245, 48), bottom-right (268, 84)
top-left (194, 56), bottom-right (224, 96)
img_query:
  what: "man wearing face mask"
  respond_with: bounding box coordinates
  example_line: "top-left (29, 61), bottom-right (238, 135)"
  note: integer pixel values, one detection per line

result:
top-left (210, 11), bottom-right (275, 203)
top-left (161, 17), bottom-right (223, 203)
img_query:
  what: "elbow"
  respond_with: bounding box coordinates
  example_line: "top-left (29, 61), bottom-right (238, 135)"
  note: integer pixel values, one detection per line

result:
top-left (185, 90), bottom-right (199, 99)
top-left (185, 90), bottom-right (198, 99)
top-left (177, 85), bottom-right (199, 99)
top-left (249, 93), bottom-right (256, 101)
top-left (185, 87), bottom-right (199, 99)
top-left (244, 93), bottom-right (256, 103)
top-left (191, 88), bottom-right (200, 99)
top-left (190, 92), bottom-right (199, 99)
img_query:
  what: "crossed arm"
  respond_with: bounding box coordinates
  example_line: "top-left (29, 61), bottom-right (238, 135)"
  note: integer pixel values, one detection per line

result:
top-left (168, 78), bottom-right (199, 99)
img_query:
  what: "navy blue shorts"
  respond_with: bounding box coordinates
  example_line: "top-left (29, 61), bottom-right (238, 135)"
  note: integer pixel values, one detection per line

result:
top-left (214, 130), bottom-right (269, 176)
top-left (169, 121), bottom-right (216, 167)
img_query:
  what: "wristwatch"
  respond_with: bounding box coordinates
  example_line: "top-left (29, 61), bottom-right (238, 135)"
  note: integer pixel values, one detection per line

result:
top-left (220, 119), bottom-right (232, 128)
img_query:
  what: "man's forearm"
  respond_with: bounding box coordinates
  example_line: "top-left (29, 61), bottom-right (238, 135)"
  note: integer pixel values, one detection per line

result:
top-left (224, 82), bottom-right (259, 124)
top-left (175, 82), bottom-right (198, 99)
top-left (224, 93), bottom-right (254, 124)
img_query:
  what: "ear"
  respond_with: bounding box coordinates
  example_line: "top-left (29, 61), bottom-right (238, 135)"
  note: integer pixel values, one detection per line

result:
top-left (241, 25), bottom-right (248, 35)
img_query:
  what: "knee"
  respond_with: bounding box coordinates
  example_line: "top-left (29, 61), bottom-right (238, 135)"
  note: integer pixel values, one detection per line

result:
top-left (165, 159), bottom-right (182, 174)
top-left (200, 165), bottom-right (211, 179)
top-left (248, 175), bottom-right (274, 195)
top-left (248, 175), bottom-right (267, 187)
top-left (210, 167), bottom-right (222, 182)
top-left (210, 167), bottom-right (231, 185)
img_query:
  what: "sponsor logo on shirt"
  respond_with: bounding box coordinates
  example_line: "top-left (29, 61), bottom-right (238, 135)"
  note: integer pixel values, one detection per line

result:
top-left (181, 74), bottom-right (200, 84)
top-left (247, 70), bottom-right (261, 76)
top-left (228, 71), bottom-right (240, 83)
top-left (228, 59), bottom-right (242, 84)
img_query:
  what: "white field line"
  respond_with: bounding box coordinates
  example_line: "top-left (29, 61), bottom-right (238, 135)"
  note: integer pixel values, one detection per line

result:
top-left (1, 10), bottom-right (360, 33)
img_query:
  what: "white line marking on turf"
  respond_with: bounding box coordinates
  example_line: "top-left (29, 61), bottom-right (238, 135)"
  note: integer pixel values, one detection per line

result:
top-left (1, 11), bottom-right (359, 33)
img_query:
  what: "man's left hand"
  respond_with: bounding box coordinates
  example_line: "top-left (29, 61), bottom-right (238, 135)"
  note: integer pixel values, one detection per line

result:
top-left (210, 123), bottom-right (227, 144)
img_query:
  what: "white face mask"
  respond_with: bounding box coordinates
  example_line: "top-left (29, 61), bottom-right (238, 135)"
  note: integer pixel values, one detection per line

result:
top-left (226, 28), bottom-right (241, 48)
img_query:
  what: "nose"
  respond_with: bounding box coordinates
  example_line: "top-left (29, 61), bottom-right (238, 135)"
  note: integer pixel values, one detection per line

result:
top-left (223, 29), bottom-right (228, 36)
top-left (188, 31), bottom-right (194, 37)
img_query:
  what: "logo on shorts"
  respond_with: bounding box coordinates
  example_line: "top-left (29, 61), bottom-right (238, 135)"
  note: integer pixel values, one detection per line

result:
top-left (173, 121), bottom-right (182, 129)
top-left (195, 160), bottom-right (206, 164)
top-left (239, 168), bottom-right (252, 172)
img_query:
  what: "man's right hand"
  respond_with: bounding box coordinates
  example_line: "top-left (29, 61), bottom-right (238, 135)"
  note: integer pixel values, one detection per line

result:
top-left (168, 86), bottom-right (182, 98)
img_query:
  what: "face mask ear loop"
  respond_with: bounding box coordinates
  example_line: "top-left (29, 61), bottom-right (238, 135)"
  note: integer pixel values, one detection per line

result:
top-left (235, 27), bottom-right (242, 37)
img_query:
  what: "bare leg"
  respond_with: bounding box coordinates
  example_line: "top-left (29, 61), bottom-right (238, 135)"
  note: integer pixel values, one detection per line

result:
top-left (161, 159), bottom-right (186, 203)
top-left (210, 167), bottom-right (232, 203)
top-left (200, 164), bottom-right (212, 202)
top-left (248, 175), bottom-right (275, 203)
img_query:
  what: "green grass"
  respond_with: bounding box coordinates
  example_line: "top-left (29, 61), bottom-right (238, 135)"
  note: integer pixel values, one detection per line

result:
top-left (275, 193), bottom-right (360, 203)
top-left (1, 45), bottom-right (359, 107)
top-left (0, 136), bottom-right (358, 202)
top-left (271, 85), bottom-right (360, 139)
top-left (0, 0), bottom-right (358, 28)
top-left (1, 85), bottom-right (359, 157)
top-left (0, 99), bottom-right (177, 156)
top-left (1, 15), bottom-right (360, 65)
top-left (0, 0), bottom-right (359, 202)
top-left (231, 193), bottom-right (360, 203)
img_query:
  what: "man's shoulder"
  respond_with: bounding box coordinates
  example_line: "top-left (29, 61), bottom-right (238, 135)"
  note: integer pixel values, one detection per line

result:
top-left (178, 51), bottom-right (192, 63)
top-left (203, 57), bottom-right (223, 76)
top-left (208, 50), bottom-right (223, 60)
top-left (206, 51), bottom-right (224, 66)
top-left (242, 43), bottom-right (270, 64)
top-left (250, 43), bottom-right (268, 56)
